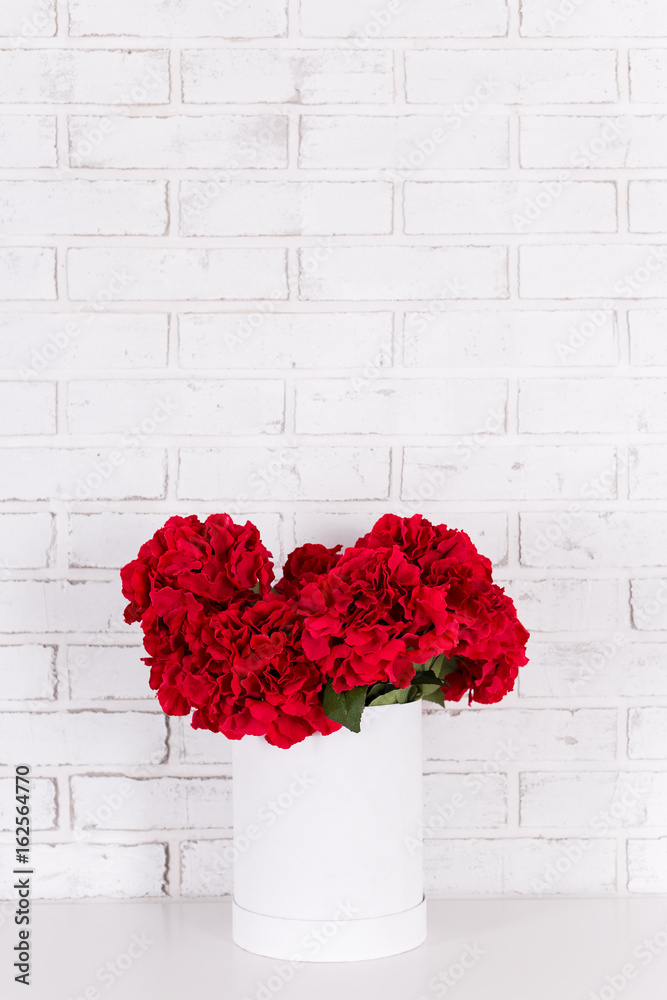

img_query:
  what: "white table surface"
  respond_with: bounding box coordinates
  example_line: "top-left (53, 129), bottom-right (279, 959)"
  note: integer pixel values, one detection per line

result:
top-left (3, 898), bottom-right (667, 999)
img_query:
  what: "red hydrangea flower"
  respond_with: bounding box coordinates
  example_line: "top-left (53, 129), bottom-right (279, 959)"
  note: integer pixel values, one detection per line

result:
top-left (355, 514), bottom-right (529, 705)
top-left (120, 513), bottom-right (274, 624)
top-left (275, 542), bottom-right (342, 598)
top-left (120, 511), bottom-right (530, 748)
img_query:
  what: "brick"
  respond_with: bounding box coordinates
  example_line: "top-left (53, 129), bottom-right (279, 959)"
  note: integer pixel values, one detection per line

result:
top-left (0, 711), bottom-right (166, 765)
top-left (0, 778), bottom-right (55, 831)
top-left (0, 49), bottom-right (169, 103)
top-left (70, 511), bottom-right (282, 571)
top-left (629, 709), bottom-right (667, 760)
top-left (0, 116), bottom-right (56, 168)
top-left (425, 838), bottom-right (616, 895)
top-left (521, 116), bottom-right (667, 169)
top-left (68, 645), bottom-right (151, 701)
top-left (424, 708), bottom-right (617, 762)
top-left (404, 181), bottom-right (617, 234)
top-left (0, 381), bottom-right (56, 434)
top-left (71, 776), bottom-right (231, 830)
top-left (0, 248), bottom-right (55, 300)
top-left (630, 182), bottom-right (667, 234)
top-left (294, 510), bottom-right (509, 567)
top-left (0, 843), bottom-right (166, 899)
top-left (520, 772), bottom-right (667, 828)
top-left (505, 579), bottom-right (620, 633)
top-left (0, 314), bottom-right (168, 373)
top-left (182, 48), bottom-right (393, 104)
top-left (299, 0), bottom-right (507, 38)
top-left (423, 772), bottom-right (507, 830)
top-left (0, 181), bottom-right (167, 237)
top-left (630, 50), bottom-right (667, 102)
top-left (519, 378), bottom-right (667, 432)
top-left (631, 579), bottom-right (667, 631)
top-left (0, 448), bottom-right (165, 501)
top-left (70, 511), bottom-right (173, 570)
top-left (521, 245), bottom-right (667, 299)
top-left (520, 641), bottom-right (667, 698)
top-left (629, 311), bottom-right (667, 366)
top-left (0, 514), bottom-right (53, 568)
top-left (178, 312), bottom-right (393, 369)
top-left (628, 840), bottom-right (667, 893)
top-left (406, 49), bottom-right (617, 104)
top-left (67, 248), bottom-right (288, 302)
top-left (69, 115), bottom-right (287, 168)
top-left (178, 447), bottom-right (390, 501)
top-left (180, 181), bottom-right (392, 236)
top-left (300, 115), bottom-right (509, 169)
top-left (181, 839), bottom-right (234, 896)
top-left (296, 379), bottom-right (507, 435)
top-left (0, 0), bottom-right (55, 36)
top-left (299, 247), bottom-right (508, 301)
top-left (404, 310), bottom-right (618, 367)
top-left (175, 719), bottom-right (233, 765)
top-left (69, 0), bottom-right (287, 37)
top-left (522, 512), bottom-right (667, 568)
top-left (631, 446), bottom-right (667, 500)
top-left (521, 0), bottom-right (667, 36)
top-left (0, 581), bottom-right (132, 634)
top-left (403, 446), bottom-right (615, 501)
top-left (0, 645), bottom-right (56, 700)
top-left (67, 379), bottom-right (284, 435)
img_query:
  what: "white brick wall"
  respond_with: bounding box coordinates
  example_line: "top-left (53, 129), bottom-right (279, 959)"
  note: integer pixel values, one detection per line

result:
top-left (2, 0), bottom-right (667, 903)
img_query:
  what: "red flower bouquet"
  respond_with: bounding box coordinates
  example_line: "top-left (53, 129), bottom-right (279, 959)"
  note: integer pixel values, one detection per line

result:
top-left (121, 513), bottom-right (529, 748)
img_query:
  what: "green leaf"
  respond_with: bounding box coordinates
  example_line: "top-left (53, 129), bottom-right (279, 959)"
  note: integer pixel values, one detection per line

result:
top-left (412, 660), bottom-right (430, 673)
top-left (368, 690), bottom-right (401, 706)
top-left (416, 683), bottom-right (442, 697)
top-left (365, 682), bottom-right (394, 704)
top-left (430, 654), bottom-right (460, 681)
top-left (422, 687), bottom-right (446, 707)
top-left (410, 670), bottom-right (441, 688)
top-left (322, 682), bottom-right (368, 733)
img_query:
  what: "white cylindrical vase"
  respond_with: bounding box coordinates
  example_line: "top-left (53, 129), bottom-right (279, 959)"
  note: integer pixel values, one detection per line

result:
top-left (232, 700), bottom-right (426, 962)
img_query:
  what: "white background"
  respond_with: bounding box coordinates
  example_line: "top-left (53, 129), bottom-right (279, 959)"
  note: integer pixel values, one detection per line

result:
top-left (1, 0), bottom-right (667, 903)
